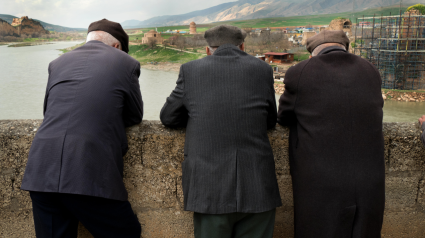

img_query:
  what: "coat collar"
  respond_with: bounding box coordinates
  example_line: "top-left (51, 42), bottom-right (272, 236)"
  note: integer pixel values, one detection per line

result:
top-left (318, 46), bottom-right (347, 56)
top-left (213, 44), bottom-right (244, 56)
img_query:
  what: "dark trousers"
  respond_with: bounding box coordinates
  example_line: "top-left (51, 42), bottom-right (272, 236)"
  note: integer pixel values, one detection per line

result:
top-left (29, 191), bottom-right (141, 238)
top-left (194, 209), bottom-right (276, 238)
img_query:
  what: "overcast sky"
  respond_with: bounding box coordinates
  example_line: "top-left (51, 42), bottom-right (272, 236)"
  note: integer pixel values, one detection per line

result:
top-left (1, 0), bottom-right (236, 28)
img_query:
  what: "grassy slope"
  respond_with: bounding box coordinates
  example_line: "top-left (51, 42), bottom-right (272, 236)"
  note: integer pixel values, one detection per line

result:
top-left (129, 44), bottom-right (205, 64)
top-left (60, 42), bottom-right (205, 64)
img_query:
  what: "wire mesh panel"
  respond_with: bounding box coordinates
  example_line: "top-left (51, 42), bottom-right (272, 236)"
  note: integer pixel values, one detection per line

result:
top-left (353, 11), bottom-right (425, 90)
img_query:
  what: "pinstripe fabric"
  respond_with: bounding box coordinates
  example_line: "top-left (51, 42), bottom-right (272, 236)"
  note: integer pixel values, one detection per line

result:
top-left (422, 123), bottom-right (425, 146)
top-left (21, 41), bottom-right (143, 201)
top-left (160, 44), bottom-right (282, 214)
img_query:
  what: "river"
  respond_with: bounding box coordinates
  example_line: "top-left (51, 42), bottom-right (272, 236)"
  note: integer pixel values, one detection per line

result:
top-left (0, 42), bottom-right (423, 122)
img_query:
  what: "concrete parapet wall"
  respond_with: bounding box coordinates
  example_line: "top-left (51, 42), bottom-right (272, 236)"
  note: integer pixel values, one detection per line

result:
top-left (1, 120), bottom-right (424, 237)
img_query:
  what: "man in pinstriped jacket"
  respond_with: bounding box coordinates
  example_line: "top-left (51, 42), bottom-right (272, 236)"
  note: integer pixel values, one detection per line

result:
top-left (160, 25), bottom-right (282, 238)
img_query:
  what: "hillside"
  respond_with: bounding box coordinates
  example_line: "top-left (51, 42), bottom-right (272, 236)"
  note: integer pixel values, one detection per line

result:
top-left (123, 0), bottom-right (425, 28)
top-left (0, 14), bottom-right (86, 32)
top-left (126, 5), bottom-right (411, 34)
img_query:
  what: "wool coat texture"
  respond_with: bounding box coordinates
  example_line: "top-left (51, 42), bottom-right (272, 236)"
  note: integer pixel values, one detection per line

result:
top-left (21, 41), bottom-right (143, 201)
top-left (422, 123), bottom-right (425, 146)
top-left (277, 47), bottom-right (385, 238)
top-left (160, 44), bottom-right (282, 214)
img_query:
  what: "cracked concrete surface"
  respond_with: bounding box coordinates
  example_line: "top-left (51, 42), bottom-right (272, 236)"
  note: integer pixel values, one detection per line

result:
top-left (0, 120), bottom-right (424, 237)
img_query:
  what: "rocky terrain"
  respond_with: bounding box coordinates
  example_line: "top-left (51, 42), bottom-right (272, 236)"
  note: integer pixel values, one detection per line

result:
top-left (0, 18), bottom-right (19, 37)
top-left (122, 0), bottom-right (425, 28)
top-left (275, 83), bottom-right (425, 102)
top-left (0, 14), bottom-right (86, 32)
top-left (383, 90), bottom-right (425, 102)
top-left (0, 17), bottom-right (49, 39)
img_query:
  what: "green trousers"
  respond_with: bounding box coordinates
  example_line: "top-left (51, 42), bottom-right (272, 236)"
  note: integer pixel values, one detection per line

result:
top-left (193, 209), bottom-right (276, 238)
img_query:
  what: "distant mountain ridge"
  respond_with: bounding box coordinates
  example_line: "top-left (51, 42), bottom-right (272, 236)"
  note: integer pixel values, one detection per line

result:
top-left (122, 0), bottom-right (425, 28)
top-left (0, 14), bottom-right (86, 32)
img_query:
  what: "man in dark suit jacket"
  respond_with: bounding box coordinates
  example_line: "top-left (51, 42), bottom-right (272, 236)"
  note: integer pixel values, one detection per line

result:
top-left (20, 19), bottom-right (143, 238)
top-left (160, 25), bottom-right (281, 238)
top-left (277, 30), bottom-right (385, 238)
top-left (419, 115), bottom-right (425, 146)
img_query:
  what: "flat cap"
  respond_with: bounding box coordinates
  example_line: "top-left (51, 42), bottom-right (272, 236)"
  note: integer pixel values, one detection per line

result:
top-left (88, 19), bottom-right (129, 53)
top-left (204, 25), bottom-right (247, 47)
top-left (306, 30), bottom-right (350, 53)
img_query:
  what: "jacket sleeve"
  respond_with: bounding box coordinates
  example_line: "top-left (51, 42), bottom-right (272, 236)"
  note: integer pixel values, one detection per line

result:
top-left (422, 123), bottom-right (425, 147)
top-left (267, 68), bottom-right (277, 129)
top-left (277, 64), bottom-right (301, 126)
top-left (123, 63), bottom-right (143, 127)
top-left (160, 66), bottom-right (188, 128)
top-left (43, 63), bottom-right (52, 116)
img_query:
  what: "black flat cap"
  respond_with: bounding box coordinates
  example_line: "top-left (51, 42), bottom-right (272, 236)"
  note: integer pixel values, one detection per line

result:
top-left (88, 19), bottom-right (129, 53)
top-left (204, 25), bottom-right (247, 47)
top-left (306, 30), bottom-right (350, 53)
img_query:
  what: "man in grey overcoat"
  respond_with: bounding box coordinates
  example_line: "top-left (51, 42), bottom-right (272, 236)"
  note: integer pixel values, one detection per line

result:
top-left (419, 115), bottom-right (425, 146)
top-left (160, 25), bottom-right (282, 238)
top-left (277, 30), bottom-right (385, 238)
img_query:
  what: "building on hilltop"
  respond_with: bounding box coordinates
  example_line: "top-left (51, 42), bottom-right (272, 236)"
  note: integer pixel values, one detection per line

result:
top-left (141, 30), bottom-right (164, 44)
top-left (353, 9), bottom-right (425, 90)
top-left (11, 16), bottom-right (28, 26)
top-left (190, 22), bottom-right (197, 34)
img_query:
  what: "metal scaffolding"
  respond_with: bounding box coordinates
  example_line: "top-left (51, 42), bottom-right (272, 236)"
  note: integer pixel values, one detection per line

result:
top-left (353, 11), bottom-right (425, 90)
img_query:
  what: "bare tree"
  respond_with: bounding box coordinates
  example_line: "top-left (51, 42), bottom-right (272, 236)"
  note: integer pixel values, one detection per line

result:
top-left (163, 40), bottom-right (169, 49)
top-left (176, 37), bottom-right (186, 51)
top-left (148, 38), bottom-right (157, 49)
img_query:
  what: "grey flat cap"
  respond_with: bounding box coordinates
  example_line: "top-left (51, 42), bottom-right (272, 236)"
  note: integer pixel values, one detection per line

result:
top-left (204, 25), bottom-right (247, 47)
top-left (306, 30), bottom-right (350, 53)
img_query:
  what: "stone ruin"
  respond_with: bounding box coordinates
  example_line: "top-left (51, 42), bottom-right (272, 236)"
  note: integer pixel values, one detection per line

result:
top-left (190, 22), bottom-right (197, 34)
top-left (141, 30), bottom-right (164, 44)
top-left (328, 18), bottom-right (352, 37)
top-left (11, 16), bottom-right (29, 26)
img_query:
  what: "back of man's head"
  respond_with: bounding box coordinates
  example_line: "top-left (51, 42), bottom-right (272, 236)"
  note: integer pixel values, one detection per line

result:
top-left (87, 19), bottom-right (129, 53)
top-left (204, 25), bottom-right (247, 54)
top-left (306, 30), bottom-right (349, 56)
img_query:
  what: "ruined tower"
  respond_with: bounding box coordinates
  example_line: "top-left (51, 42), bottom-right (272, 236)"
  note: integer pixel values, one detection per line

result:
top-left (190, 22), bottom-right (197, 34)
top-left (11, 16), bottom-right (28, 26)
top-left (328, 18), bottom-right (352, 36)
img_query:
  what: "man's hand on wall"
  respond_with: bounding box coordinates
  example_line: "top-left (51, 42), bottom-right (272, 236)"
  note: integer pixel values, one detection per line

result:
top-left (419, 115), bottom-right (425, 126)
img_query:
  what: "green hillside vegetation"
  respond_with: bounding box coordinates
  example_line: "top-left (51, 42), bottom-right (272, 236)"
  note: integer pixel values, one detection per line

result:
top-left (407, 4), bottom-right (425, 14)
top-left (128, 33), bottom-right (193, 41)
top-left (129, 45), bottom-right (205, 64)
top-left (60, 42), bottom-right (205, 64)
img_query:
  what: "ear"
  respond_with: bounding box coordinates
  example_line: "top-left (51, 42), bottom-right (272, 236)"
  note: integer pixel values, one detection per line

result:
top-left (206, 46), bottom-right (212, 56)
top-left (239, 43), bottom-right (245, 51)
top-left (113, 43), bottom-right (120, 49)
top-left (309, 55), bottom-right (312, 59)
